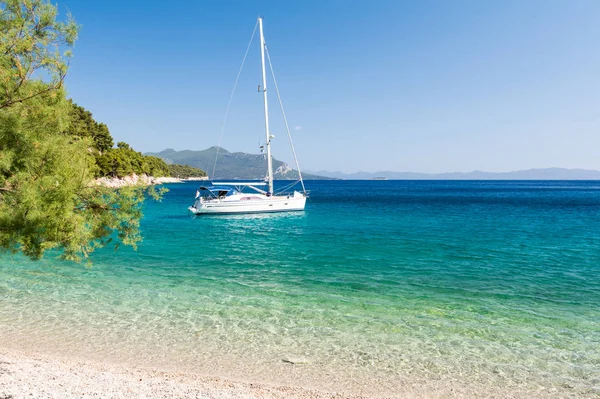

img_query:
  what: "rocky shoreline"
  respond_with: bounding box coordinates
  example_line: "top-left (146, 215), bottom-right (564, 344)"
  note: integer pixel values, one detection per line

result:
top-left (94, 174), bottom-right (208, 188)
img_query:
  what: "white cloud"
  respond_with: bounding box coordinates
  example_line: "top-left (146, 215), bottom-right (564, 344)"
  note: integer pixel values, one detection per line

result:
top-left (294, 125), bottom-right (302, 131)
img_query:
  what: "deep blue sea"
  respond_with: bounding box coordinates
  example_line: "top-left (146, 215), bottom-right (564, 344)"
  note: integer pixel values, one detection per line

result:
top-left (1, 180), bottom-right (599, 397)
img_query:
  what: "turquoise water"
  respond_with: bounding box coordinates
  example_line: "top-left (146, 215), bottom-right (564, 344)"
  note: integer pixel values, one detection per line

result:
top-left (1, 181), bottom-right (599, 396)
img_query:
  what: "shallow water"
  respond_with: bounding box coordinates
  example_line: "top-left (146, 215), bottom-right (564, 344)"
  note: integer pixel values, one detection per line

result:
top-left (1, 181), bottom-right (599, 396)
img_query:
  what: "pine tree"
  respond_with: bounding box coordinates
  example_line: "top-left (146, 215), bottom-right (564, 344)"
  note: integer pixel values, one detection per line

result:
top-left (0, 0), bottom-right (162, 262)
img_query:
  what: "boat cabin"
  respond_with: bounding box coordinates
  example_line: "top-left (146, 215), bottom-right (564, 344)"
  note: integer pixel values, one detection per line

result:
top-left (198, 186), bottom-right (236, 200)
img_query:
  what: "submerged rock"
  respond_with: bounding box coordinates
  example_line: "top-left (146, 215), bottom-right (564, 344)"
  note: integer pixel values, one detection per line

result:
top-left (281, 357), bottom-right (309, 365)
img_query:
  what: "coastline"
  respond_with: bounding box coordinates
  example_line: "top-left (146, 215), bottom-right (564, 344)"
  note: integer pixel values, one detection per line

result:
top-left (0, 348), bottom-right (364, 399)
top-left (94, 174), bottom-right (208, 188)
top-left (0, 346), bottom-right (556, 399)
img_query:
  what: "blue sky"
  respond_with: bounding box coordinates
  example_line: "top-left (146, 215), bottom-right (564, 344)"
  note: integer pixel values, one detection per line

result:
top-left (61, 0), bottom-right (600, 173)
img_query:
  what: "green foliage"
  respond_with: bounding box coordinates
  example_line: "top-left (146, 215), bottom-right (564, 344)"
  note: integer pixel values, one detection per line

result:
top-left (0, 86), bottom-right (162, 261)
top-left (144, 155), bottom-right (170, 177)
top-left (167, 164), bottom-right (207, 178)
top-left (62, 103), bottom-right (170, 178)
top-left (96, 147), bottom-right (171, 178)
top-left (0, 0), bottom-right (163, 262)
top-left (0, 0), bottom-right (78, 109)
top-left (64, 100), bottom-right (114, 151)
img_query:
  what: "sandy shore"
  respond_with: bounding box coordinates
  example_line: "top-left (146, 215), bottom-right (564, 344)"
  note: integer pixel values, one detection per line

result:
top-left (0, 349), bottom-right (369, 399)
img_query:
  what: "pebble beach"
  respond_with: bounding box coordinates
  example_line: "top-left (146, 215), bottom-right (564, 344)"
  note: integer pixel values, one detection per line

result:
top-left (0, 349), bottom-right (364, 399)
top-left (0, 348), bottom-right (549, 399)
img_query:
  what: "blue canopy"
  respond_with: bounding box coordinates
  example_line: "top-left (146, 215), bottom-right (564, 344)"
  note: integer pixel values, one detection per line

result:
top-left (199, 186), bottom-right (232, 192)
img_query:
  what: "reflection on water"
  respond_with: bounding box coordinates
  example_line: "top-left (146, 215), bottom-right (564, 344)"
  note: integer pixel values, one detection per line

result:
top-left (190, 210), bottom-right (306, 221)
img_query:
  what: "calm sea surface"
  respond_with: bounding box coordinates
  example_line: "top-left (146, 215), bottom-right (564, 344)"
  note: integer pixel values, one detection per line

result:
top-left (1, 181), bottom-right (599, 396)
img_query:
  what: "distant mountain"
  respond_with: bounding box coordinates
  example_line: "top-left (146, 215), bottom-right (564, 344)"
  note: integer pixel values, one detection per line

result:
top-left (145, 147), bottom-right (331, 180)
top-left (307, 168), bottom-right (600, 180)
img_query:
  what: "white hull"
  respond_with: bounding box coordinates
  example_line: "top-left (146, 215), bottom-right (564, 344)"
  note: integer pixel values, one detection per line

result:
top-left (189, 191), bottom-right (306, 215)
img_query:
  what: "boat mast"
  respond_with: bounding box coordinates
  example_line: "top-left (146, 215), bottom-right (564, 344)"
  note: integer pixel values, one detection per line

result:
top-left (258, 17), bottom-right (274, 195)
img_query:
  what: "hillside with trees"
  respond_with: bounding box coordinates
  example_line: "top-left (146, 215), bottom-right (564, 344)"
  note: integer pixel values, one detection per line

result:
top-left (63, 100), bottom-right (203, 179)
top-left (65, 100), bottom-right (114, 152)
top-left (146, 147), bottom-right (330, 180)
top-left (167, 164), bottom-right (207, 178)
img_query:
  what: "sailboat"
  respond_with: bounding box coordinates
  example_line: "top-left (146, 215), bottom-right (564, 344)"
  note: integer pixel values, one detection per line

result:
top-left (188, 17), bottom-right (308, 215)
